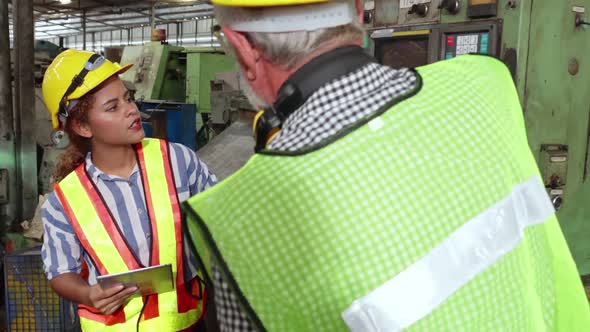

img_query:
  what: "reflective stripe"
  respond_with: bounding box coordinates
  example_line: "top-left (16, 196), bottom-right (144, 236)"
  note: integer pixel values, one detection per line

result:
top-left (342, 176), bottom-right (555, 332)
top-left (56, 167), bottom-right (138, 276)
top-left (137, 308), bottom-right (200, 331)
top-left (80, 306), bottom-right (199, 332)
top-left (138, 139), bottom-right (201, 323)
top-left (78, 297), bottom-right (143, 329)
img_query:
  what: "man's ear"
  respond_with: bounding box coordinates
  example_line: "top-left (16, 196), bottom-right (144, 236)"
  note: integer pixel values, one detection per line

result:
top-left (71, 119), bottom-right (93, 139)
top-left (222, 26), bottom-right (260, 81)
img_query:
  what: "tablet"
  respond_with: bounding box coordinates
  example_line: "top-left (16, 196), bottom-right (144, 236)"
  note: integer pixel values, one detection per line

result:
top-left (96, 264), bottom-right (174, 296)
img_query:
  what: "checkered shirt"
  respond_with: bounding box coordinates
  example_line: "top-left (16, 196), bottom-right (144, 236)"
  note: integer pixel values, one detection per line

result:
top-left (213, 61), bottom-right (418, 331)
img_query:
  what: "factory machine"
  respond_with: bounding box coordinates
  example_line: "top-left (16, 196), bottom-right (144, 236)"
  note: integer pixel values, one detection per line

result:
top-left (119, 42), bottom-right (187, 102)
top-left (184, 47), bottom-right (237, 146)
top-left (364, 0), bottom-right (590, 279)
top-left (118, 42), bottom-right (236, 150)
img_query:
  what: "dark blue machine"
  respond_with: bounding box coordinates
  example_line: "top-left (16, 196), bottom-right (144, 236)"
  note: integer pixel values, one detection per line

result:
top-left (138, 100), bottom-right (197, 151)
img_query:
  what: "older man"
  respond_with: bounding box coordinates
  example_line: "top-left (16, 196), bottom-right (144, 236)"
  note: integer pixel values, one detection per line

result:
top-left (183, 1), bottom-right (590, 331)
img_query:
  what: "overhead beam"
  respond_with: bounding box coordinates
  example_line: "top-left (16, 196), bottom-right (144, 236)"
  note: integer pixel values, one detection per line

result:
top-left (90, 0), bottom-right (168, 22)
top-left (36, 19), bottom-right (83, 32)
top-left (33, 0), bottom-right (149, 12)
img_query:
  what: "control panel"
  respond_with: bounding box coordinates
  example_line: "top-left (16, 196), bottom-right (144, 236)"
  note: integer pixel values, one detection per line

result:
top-left (539, 145), bottom-right (569, 210)
top-left (442, 31), bottom-right (490, 59)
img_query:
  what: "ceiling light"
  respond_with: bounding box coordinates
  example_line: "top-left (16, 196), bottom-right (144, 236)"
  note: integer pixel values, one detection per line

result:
top-left (60, 0), bottom-right (72, 4)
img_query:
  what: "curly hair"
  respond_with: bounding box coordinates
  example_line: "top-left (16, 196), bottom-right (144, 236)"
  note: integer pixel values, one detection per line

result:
top-left (53, 94), bottom-right (95, 183)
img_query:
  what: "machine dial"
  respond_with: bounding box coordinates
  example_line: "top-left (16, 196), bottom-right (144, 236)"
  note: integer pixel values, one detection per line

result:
top-left (438, 0), bottom-right (461, 14)
top-left (50, 130), bottom-right (69, 149)
top-left (408, 4), bottom-right (429, 17)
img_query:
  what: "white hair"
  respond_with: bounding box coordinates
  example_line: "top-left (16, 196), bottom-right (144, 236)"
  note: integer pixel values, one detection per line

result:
top-left (214, 1), bottom-right (363, 70)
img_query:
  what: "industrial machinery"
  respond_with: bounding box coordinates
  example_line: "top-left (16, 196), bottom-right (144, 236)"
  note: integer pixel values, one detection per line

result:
top-left (185, 47), bottom-right (235, 115)
top-left (210, 72), bottom-right (256, 129)
top-left (185, 47), bottom-right (236, 146)
top-left (119, 42), bottom-right (186, 102)
top-left (118, 42), bottom-right (237, 149)
top-left (365, 0), bottom-right (590, 279)
top-left (139, 100), bottom-right (198, 150)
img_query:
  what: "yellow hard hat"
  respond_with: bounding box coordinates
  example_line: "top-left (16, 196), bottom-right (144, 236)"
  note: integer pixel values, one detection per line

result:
top-left (211, 0), bottom-right (328, 6)
top-left (42, 49), bottom-right (132, 129)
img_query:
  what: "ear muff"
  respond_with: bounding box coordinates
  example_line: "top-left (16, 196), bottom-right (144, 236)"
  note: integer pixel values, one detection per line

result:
top-left (253, 109), bottom-right (282, 153)
top-left (251, 46), bottom-right (375, 152)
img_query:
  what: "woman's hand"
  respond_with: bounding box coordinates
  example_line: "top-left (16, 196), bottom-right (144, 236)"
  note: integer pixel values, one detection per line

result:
top-left (87, 283), bottom-right (139, 315)
top-left (49, 273), bottom-right (138, 315)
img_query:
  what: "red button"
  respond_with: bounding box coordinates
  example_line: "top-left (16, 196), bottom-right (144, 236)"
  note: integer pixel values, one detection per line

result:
top-left (447, 36), bottom-right (454, 47)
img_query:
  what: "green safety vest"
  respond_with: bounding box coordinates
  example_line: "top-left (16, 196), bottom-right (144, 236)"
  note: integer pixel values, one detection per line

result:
top-left (183, 55), bottom-right (590, 331)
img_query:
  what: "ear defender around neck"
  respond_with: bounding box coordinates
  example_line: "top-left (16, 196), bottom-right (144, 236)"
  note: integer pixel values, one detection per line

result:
top-left (252, 46), bottom-right (375, 152)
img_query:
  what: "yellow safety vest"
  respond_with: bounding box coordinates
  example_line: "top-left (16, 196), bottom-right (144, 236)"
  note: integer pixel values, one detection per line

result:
top-left (55, 138), bottom-right (204, 332)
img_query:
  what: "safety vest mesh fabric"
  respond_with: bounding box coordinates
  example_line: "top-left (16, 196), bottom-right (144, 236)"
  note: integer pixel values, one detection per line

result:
top-left (55, 138), bottom-right (203, 332)
top-left (183, 55), bottom-right (590, 331)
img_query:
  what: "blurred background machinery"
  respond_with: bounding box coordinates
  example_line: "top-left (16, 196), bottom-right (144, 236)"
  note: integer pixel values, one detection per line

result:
top-left (363, 0), bottom-right (590, 285)
top-left (116, 40), bottom-right (243, 150)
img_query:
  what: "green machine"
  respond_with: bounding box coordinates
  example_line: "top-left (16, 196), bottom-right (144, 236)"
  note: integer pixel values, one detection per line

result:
top-left (185, 47), bottom-right (236, 115)
top-left (367, 0), bottom-right (590, 277)
top-left (119, 43), bottom-right (237, 148)
top-left (184, 47), bottom-right (236, 144)
top-left (119, 42), bottom-right (186, 101)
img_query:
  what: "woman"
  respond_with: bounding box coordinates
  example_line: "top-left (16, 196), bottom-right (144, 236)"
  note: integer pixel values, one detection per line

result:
top-left (40, 49), bottom-right (216, 331)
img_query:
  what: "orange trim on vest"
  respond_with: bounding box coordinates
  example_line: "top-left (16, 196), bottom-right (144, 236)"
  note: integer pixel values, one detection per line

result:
top-left (141, 295), bottom-right (158, 321)
top-left (136, 142), bottom-right (161, 320)
top-left (78, 304), bottom-right (127, 325)
top-left (54, 182), bottom-right (108, 275)
top-left (75, 165), bottom-right (141, 271)
top-left (160, 140), bottom-right (197, 313)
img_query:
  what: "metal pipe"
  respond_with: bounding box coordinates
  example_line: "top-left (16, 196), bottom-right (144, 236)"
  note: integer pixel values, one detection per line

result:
top-left (12, 0), bottom-right (37, 221)
top-left (0, 0), bottom-right (16, 226)
top-left (82, 9), bottom-right (86, 50)
top-left (150, 2), bottom-right (156, 35)
top-left (0, 0), bottom-right (13, 139)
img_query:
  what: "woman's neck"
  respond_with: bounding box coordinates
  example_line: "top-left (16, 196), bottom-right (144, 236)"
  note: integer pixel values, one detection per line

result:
top-left (90, 142), bottom-right (137, 179)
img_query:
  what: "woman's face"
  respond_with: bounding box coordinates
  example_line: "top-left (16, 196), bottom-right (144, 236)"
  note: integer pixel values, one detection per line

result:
top-left (81, 76), bottom-right (145, 145)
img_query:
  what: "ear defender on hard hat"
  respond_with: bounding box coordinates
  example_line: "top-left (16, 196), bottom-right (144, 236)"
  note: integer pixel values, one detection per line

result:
top-left (42, 49), bottom-right (133, 129)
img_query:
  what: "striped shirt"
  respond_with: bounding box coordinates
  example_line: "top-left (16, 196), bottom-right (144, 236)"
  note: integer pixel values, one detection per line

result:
top-left (41, 142), bottom-right (217, 285)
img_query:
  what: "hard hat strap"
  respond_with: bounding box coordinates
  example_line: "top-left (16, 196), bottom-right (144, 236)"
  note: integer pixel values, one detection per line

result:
top-left (58, 53), bottom-right (105, 120)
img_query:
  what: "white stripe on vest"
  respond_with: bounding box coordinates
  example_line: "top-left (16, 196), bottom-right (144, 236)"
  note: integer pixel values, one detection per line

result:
top-left (342, 176), bottom-right (555, 332)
